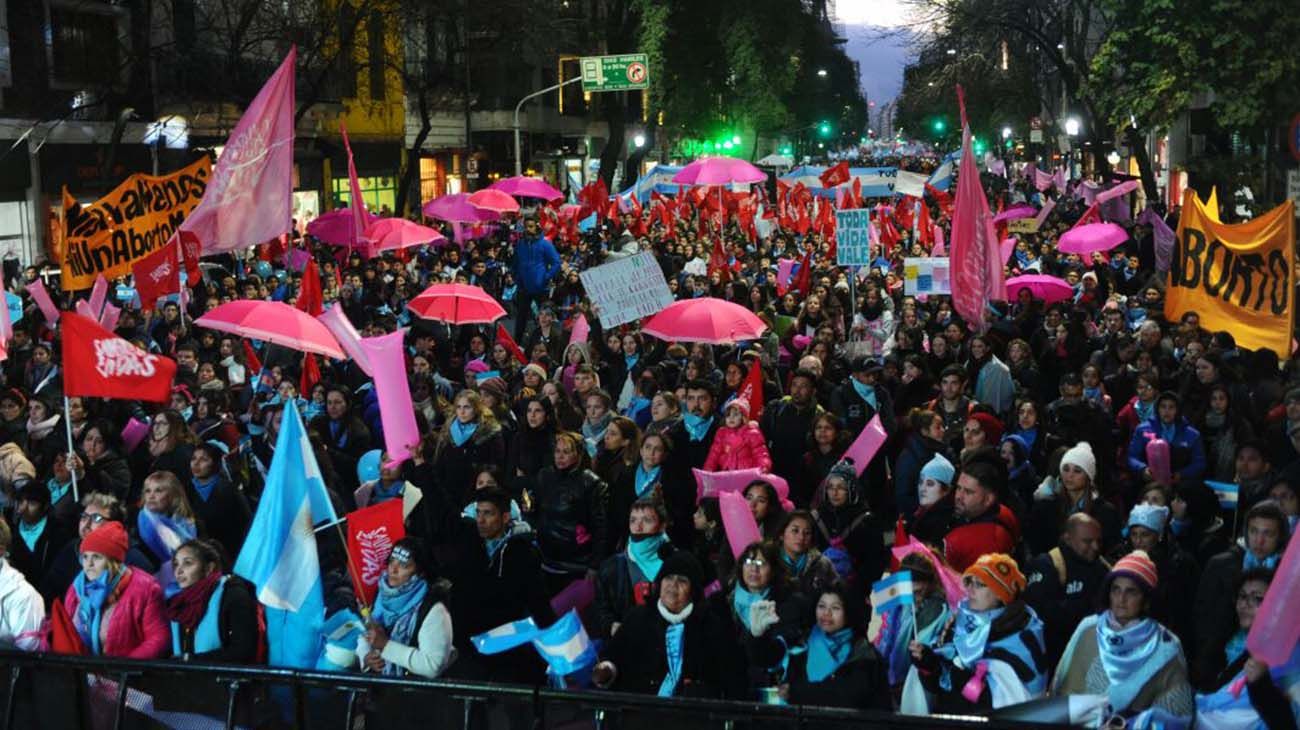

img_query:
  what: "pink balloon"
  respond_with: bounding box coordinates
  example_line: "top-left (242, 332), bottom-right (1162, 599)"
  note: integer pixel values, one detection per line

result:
top-left (1146, 438), bottom-right (1172, 486)
top-left (719, 490), bottom-right (763, 559)
top-left (359, 330), bottom-right (419, 465)
top-left (1246, 527), bottom-right (1300, 665)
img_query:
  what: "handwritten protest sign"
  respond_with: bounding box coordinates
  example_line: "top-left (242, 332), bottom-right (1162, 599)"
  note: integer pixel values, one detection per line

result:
top-left (579, 252), bottom-right (674, 328)
top-left (904, 257), bottom-right (952, 296)
top-left (835, 208), bottom-right (872, 266)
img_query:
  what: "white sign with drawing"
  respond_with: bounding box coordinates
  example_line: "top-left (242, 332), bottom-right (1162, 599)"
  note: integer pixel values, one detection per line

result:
top-left (904, 257), bottom-right (952, 295)
top-left (580, 252), bottom-right (675, 328)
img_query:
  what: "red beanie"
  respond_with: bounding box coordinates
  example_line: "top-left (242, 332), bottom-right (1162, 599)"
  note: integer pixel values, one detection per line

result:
top-left (80, 521), bottom-right (129, 563)
top-left (969, 412), bottom-right (1004, 444)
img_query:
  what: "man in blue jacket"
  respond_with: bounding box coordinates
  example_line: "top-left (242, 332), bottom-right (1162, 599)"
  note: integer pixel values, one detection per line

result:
top-left (510, 215), bottom-right (562, 341)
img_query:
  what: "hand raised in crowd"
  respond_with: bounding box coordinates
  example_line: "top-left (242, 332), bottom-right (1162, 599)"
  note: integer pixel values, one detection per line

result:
top-left (365, 622), bottom-right (389, 652)
top-left (1243, 657), bottom-right (1269, 684)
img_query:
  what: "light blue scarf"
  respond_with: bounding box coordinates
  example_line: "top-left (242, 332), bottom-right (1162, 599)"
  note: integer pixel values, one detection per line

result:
top-left (450, 419), bottom-right (478, 447)
top-left (681, 411), bottom-right (714, 442)
top-left (371, 575), bottom-right (429, 676)
top-left (370, 480), bottom-right (405, 504)
top-left (18, 517), bottom-right (45, 552)
top-left (731, 586), bottom-right (770, 632)
top-left (1134, 398), bottom-right (1155, 423)
top-left (627, 533), bottom-right (667, 582)
top-left (74, 568), bottom-right (125, 655)
top-left (1095, 612), bottom-right (1181, 712)
top-left (582, 414), bottom-right (612, 456)
top-left (624, 353), bottom-right (639, 372)
top-left (1243, 550), bottom-right (1280, 571)
top-left (948, 600), bottom-right (1002, 667)
top-left (659, 622), bottom-right (686, 697)
top-left (634, 464), bottom-right (661, 498)
top-left (851, 378), bottom-right (878, 410)
top-left (806, 626), bottom-right (854, 682)
top-left (48, 477), bottom-right (72, 506)
top-left (781, 550), bottom-right (808, 576)
top-left (191, 475), bottom-right (219, 503)
top-left (1224, 629), bottom-right (1248, 667)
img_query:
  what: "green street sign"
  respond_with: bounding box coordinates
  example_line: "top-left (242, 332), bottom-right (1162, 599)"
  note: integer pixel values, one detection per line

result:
top-left (580, 54), bottom-right (650, 92)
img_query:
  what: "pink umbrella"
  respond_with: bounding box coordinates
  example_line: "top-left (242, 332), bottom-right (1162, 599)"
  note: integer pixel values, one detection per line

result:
top-left (365, 218), bottom-right (447, 252)
top-left (468, 189), bottom-right (521, 214)
top-left (490, 176), bottom-right (564, 202)
top-left (1005, 274), bottom-right (1074, 304)
top-left (407, 283), bottom-right (506, 325)
top-left (422, 194), bottom-right (499, 223)
top-left (306, 208), bottom-right (379, 246)
top-left (672, 157), bottom-right (767, 186)
top-left (195, 300), bottom-right (346, 360)
top-left (992, 204), bottom-right (1037, 224)
top-left (1057, 222), bottom-right (1128, 255)
top-left (641, 298), bottom-right (767, 344)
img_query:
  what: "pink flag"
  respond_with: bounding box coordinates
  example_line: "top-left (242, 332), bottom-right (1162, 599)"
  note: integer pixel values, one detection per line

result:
top-left (776, 258), bottom-right (796, 292)
top-left (1000, 237), bottom-right (1017, 264)
top-left (1052, 167), bottom-right (1066, 192)
top-left (569, 313), bottom-right (590, 347)
top-left (74, 300), bottom-right (97, 320)
top-left (1137, 207), bottom-right (1176, 272)
top-left (175, 47), bottom-right (295, 254)
top-left (1096, 179), bottom-right (1140, 204)
top-left (1246, 512), bottom-right (1300, 665)
top-left (948, 85), bottom-right (1005, 330)
top-left (842, 413), bottom-right (887, 477)
top-left (931, 224), bottom-right (946, 256)
top-left (1034, 168), bottom-right (1054, 192)
top-left (121, 418), bottom-right (150, 453)
top-left (318, 304), bottom-right (375, 376)
top-left (1078, 180), bottom-right (1101, 205)
top-left (1033, 197), bottom-right (1057, 228)
top-left (341, 121), bottom-right (370, 255)
top-left (26, 279), bottom-right (59, 324)
top-left (0, 291), bottom-right (12, 344)
top-left (99, 300), bottom-right (121, 332)
top-left (359, 330), bottom-right (419, 467)
top-left (87, 275), bottom-right (109, 319)
top-left (719, 489), bottom-right (763, 559)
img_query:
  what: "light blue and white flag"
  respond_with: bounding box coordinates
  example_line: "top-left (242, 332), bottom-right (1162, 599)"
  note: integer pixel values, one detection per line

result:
top-left (471, 617), bottom-right (542, 655)
top-left (928, 151), bottom-right (960, 192)
top-left (532, 609), bottom-right (597, 678)
top-left (234, 399), bottom-right (339, 668)
top-left (871, 570), bottom-right (915, 615)
top-left (1207, 480), bottom-right (1239, 510)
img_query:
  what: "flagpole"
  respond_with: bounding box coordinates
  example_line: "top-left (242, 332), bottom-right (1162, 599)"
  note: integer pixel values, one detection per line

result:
top-left (331, 518), bottom-right (371, 618)
top-left (63, 395), bottom-right (80, 502)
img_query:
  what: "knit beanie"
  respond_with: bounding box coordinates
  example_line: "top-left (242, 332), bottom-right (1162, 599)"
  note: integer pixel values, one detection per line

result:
top-left (726, 398), bottom-right (750, 419)
top-left (1059, 441), bottom-right (1097, 482)
top-left (522, 363), bottom-right (549, 382)
top-left (1124, 504), bottom-right (1169, 538)
top-left (1109, 550), bottom-right (1159, 593)
top-left (919, 453), bottom-right (956, 487)
top-left (464, 359), bottom-right (490, 374)
top-left (962, 553), bottom-right (1026, 606)
top-left (656, 551), bottom-right (704, 600)
top-left (80, 521), bottom-right (129, 563)
top-left (969, 412), bottom-right (1004, 444)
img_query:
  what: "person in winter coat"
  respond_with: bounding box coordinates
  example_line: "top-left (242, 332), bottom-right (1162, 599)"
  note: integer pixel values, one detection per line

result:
top-left (165, 538), bottom-right (259, 663)
top-left (525, 431), bottom-right (611, 592)
top-left (911, 454), bottom-right (957, 547)
top-left (0, 517), bottom-right (45, 651)
top-left (1023, 514), bottom-right (1110, 665)
top-left (39, 494), bottom-right (156, 606)
top-left (1026, 442), bottom-right (1122, 556)
top-left (1107, 503), bottom-right (1199, 650)
top-left (308, 385), bottom-right (374, 497)
top-left (904, 553), bottom-right (1048, 714)
top-left (593, 498), bottom-right (675, 639)
top-left (1127, 391), bottom-right (1206, 485)
top-left (1193, 568), bottom-right (1300, 729)
top-left (715, 540), bottom-right (812, 694)
top-left (510, 215), bottom-right (562, 343)
top-left (346, 537), bottom-right (455, 678)
top-left (1193, 500), bottom-right (1289, 685)
top-left (702, 399), bottom-right (771, 472)
top-left (876, 550), bottom-right (958, 691)
top-left (592, 551), bottom-right (745, 702)
top-left (7, 481), bottom-right (74, 590)
top-left (966, 336), bottom-right (1015, 417)
top-left (431, 390), bottom-right (506, 504)
top-left (895, 409), bottom-right (954, 523)
top-left (66, 420), bottom-right (132, 502)
top-left (63, 521), bottom-right (168, 658)
top-left (185, 443), bottom-right (252, 561)
top-left (782, 582), bottom-right (892, 710)
top-left (810, 463), bottom-right (887, 592)
top-left (776, 511), bottom-right (838, 598)
top-left (942, 449), bottom-right (1020, 572)
top-left (1052, 551), bottom-right (1195, 725)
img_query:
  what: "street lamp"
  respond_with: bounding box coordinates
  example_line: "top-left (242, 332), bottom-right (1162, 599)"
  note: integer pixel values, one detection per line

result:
top-left (731, 135), bottom-right (741, 145)
top-left (1001, 126), bottom-right (1012, 139)
top-left (817, 68), bottom-right (828, 77)
top-left (1064, 117), bottom-right (1081, 136)
top-left (946, 48), bottom-right (957, 55)
top-left (1107, 151), bottom-right (1121, 166)
top-left (633, 134), bottom-right (646, 148)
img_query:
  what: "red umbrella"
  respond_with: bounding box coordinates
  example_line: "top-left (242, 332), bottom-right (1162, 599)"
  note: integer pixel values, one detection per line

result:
top-left (364, 218), bottom-right (447, 252)
top-left (1005, 274), bottom-right (1074, 304)
top-left (468, 189), bottom-right (521, 214)
top-left (490, 176), bottom-right (564, 202)
top-left (194, 300), bottom-right (346, 359)
top-left (407, 283), bottom-right (506, 325)
top-left (1058, 222), bottom-right (1128, 255)
top-left (641, 298), bottom-right (767, 344)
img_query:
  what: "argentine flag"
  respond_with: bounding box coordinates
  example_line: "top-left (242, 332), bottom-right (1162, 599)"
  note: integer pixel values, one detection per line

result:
top-left (234, 399), bottom-right (339, 668)
top-left (927, 151), bottom-right (960, 192)
top-left (871, 570), bottom-right (915, 615)
top-left (532, 610), bottom-right (597, 678)
top-left (1207, 480), bottom-right (1239, 510)
top-left (471, 617), bottom-right (543, 655)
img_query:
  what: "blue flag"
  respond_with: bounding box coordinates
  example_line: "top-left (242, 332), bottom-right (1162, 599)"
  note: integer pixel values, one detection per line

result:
top-left (471, 617), bottom-right (542, 655)
top-left (1207, 480), bottom-right (1239, 510)
top-left (870, 570), bottom-right (915, 615)
top-left (234, 399), bottom-right (339, 668)
top-left (532, 609), bottom-right (597, 678)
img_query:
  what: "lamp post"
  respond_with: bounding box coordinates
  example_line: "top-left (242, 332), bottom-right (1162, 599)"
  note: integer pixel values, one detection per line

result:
top-left (514, 76), bottom-right (582, 176)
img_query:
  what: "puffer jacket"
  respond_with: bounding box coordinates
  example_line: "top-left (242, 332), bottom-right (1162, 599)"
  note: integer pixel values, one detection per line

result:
top-left (528, 465), bottom-right (610, 573)
top-left (63, 566), bottom-right (168, 659)
top-left (1127, 415), bottom-right (1206, 481)
top-left (702, 422), bottom-right (772, 472)
top-left (0, 442), bottom-right (35, 493)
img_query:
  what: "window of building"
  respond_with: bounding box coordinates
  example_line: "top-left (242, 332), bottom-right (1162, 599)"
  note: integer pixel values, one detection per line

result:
top-left (419, 157), bottom-right (443, 203)
top-left (47, 1), bottom-right (127, 88)
top-left (334, 2), bottom-right (358, 99)
top-left (332, 175), bottom-right (396, 217)
top-left (368, 10), bottom-right (386, 101)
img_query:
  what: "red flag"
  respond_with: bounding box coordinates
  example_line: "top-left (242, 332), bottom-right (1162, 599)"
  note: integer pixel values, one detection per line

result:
top-left (49, 599), bottom-right (86, 655)
top-left (300, 352), bottom-right (321, 395)
top-left (890, 516), bottom-right (907, 572)
top-left (177, 230), bottom-right (202, 285)
top-left (296, 259), bottom-right (323, 316)
top-left (495, 323), bottom-right (528, 365)
top-left (131, 241), bottom-right (180, 311)
top-left (820, 161), bottom-right (851, 188)
top-left (850, 177), bottom-right (863, 208)
top-left (895, 196), bottom-right (916, 233)
top-left (736, 362), bottom-right (765, 420)
top-left (918, 198), bottom-right (934, 246)
top-left (175, 48), bottom-right (295, 255)
top-left (345, 499), bottom-right (406, 606)
top-left (1072, 202), bottom-right (1101, 229)
top-left (62, 313), bottom-right (177, 403)
top-left (791, 247), bottom-right (813, 297)
top-left (708, 237), bottom-right (731, 284)
top-left (949, 84), bottom-right (1005, 330)
top-left (925, 183), bottom-right (954, 218)
top-left (242, 339), bottom-right (263, 373)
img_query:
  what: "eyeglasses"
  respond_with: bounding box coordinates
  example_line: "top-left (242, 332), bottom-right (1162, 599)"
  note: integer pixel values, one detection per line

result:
top-left (742, 558), bottom-right (767, 568)
top-left (79, 513), bottom-right (108, 525)
top-left (1236, 591), bottom-right (1266, 607)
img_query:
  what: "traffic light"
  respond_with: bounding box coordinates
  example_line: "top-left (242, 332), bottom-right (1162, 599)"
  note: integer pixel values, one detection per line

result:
top-left (818, 121), bottom-right (831, 137)
top-left (972, 136), bottom-right (986, 155)
top-left (932, 118), bottom-right (946, 134)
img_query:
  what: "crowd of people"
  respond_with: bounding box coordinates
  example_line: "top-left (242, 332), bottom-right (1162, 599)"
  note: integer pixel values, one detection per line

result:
top-left (0, 155), bottom-right (1297, 730)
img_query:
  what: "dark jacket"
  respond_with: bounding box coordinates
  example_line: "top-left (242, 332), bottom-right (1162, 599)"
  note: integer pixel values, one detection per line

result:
top-left (185, 476), bottom-right (253, 560)
top-left (602, 599), bottom-right (745, 699)
top-left (913, 601), bottom-right (1044, 714)
top-left (527, 465), bottom-right (610, 574)
top-left (431, 419), bottom-right (506, 503)
top-left (894, 433), bottom-right (952, 522)
top-left (1205, 646), bottom-right (1300, 729)
top-left (592, 543), bottom-right (676, 639)
top-left (1025, 493), bottom-right (1122, 556)
top-left (1023, 543), bottom-right (1109, 663)
top-left (810, 503), bottom-right (886, 593)
top-left (7, 516), bottom-right (74, 592)
top-left (1194, 544), bottom-right (1256, 682)
top-left (309, 414), bottom-right (373, 494)
top-left (759, 396), bottom-right (823, 493)
top-left (174, 574), bottom-right (260, 663)
top-left (80, 451), bottom-right (132, 502)
top-left (786, 638), bottom-right (892, 711)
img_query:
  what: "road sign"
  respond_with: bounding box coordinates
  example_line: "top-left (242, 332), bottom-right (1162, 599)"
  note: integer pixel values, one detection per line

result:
top-left (1287, 169), bottom-right (1300, 217)
top-left (580, 54), bottom-right (650, 92)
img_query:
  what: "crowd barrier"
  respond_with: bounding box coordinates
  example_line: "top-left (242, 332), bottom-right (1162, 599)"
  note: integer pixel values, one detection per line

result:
top-left (0, 651), bottom-right (1069, 730)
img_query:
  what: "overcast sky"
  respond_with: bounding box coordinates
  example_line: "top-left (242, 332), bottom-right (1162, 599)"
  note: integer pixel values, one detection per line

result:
top-left (835, 0), bottom-right (915, 106)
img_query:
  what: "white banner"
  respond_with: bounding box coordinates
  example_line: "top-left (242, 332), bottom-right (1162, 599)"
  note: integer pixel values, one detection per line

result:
top-left (580, 252), bottom-right (675, 328)
top-left (895, 170), bottom-right (928, 198)
top-left (903, 257), bottom-right (952, 295)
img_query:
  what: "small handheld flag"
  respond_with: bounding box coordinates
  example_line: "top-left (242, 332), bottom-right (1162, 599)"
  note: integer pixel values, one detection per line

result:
top-left (871, 571), bottom-right (915, 615)
top-left (1207, 480), bottom-right (1239, 510)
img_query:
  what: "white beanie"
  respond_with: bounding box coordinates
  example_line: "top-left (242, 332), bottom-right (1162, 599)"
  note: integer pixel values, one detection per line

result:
top-left (1059, 441), bottom-right (1097, 482)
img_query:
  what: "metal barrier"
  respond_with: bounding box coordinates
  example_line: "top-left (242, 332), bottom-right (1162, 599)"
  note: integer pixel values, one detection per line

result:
top-left (0, 651), bottom-right (1067, 730)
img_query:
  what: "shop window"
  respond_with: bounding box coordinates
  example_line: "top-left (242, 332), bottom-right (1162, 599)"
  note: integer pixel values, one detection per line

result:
top-left (332, 175), bottom-right (396, 217)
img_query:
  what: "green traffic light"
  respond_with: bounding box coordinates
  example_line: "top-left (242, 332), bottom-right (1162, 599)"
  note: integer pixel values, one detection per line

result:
top-left (723, 140), bottom-right (734, 150)
top-left (819, 122), bottom-right (831, 136)
top-left (732, 135), bottom-right (741, 145)
top-left (932, 119), bottom-right (946, 133)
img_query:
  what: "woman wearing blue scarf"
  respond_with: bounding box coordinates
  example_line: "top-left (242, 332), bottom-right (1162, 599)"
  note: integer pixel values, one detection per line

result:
top-left (165, 538), bottom-right (258, 662)
top-left (593, 499), bottom-right (674, 638)
top-left (431, 390), bottom-right (505, 502)
top-left (776, 511), bottom-right (837, 598)
top-left (135, 472), bottom-right (198, 592)
top-left (357, 538), bottom-right (454, 679)
top-left (608, 432), bottom-right (674, 549)
top-left (904, 553), bottom-right (1047, 714)
top-left (783, 583), bottom-right (891, 710)
top-left (1053, 550), bottom-right (1194, 725)
top-left (717, 541), bottom-right (811, 694)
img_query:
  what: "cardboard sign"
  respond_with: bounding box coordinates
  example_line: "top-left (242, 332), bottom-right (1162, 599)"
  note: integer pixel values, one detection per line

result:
top-left (835, 208), bottom-right (872, 266)
top-left (579, 252), bottom-right (674, 328)
top-left (1007, 218), bottom-right (1042, 234)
